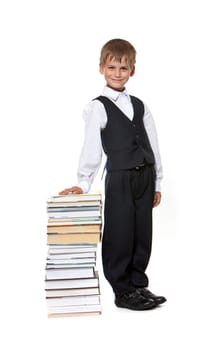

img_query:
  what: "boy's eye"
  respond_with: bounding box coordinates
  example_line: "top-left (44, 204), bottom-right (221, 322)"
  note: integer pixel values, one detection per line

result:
top-left (107, 66), bottom-right (128, 71)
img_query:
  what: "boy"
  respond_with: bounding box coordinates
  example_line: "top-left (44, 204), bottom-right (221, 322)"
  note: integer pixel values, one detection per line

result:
top-left (59, 39), bottom-right (166, 310)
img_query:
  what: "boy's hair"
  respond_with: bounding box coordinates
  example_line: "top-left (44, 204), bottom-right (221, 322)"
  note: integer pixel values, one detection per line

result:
top-left (100, 38), bottom-right (136, 68)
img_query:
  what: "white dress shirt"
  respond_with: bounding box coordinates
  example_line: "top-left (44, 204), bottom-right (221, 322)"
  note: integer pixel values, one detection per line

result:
top-left (77, 86), bottom-right (163, 193)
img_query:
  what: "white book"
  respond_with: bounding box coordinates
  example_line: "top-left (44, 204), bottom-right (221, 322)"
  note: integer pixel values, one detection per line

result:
top-left (48, 210), bottom-right (101, 219)
top-left (47, 219), bottom-right (102, 226)
top-left (47, 206), bottom-right (100, 212)
top-left (46, 287), bottom-right (100, 298)
top-left (48, 193), bottom-right (102, 203)
top-left (46, 294), bottom-right (100, 307)
top-left (47, 252), bottom-right (96, 259)
top-left (48, 303), bottom-right (102, 314)
top-left (47, 263), bottom-right (95, 269)
top-left (47, 257), bottom-right (96, 264)
top-left (48, 246), bottom-right (97, 254)
top-left (48, 244), bottom-right (97, 249)
top-left (47, 200), bottom-right (101, 208)
top-left (45, 277), bottom-right (99, 290)
top-left (46, 267), bottom-right (94, 280)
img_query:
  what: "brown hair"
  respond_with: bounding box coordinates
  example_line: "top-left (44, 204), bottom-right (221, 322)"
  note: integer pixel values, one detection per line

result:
top-left (100, 38), bottom-right (136, 68)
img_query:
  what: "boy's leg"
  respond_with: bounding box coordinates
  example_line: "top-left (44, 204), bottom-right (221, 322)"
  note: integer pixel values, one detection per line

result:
top-left (102, 170), bottom-right (136, 297)
top-left (129, 165), bottom-right (155, 288)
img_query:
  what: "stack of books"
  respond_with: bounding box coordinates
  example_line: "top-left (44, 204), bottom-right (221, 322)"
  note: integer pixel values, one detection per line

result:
top-left (45, 192), bottom-right (102, 318)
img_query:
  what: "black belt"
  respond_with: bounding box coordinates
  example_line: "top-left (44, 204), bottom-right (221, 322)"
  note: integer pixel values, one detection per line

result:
top-left (105, 162), bottom-right (152, 174)
top-left (134, 163), bottom-right (147, 171)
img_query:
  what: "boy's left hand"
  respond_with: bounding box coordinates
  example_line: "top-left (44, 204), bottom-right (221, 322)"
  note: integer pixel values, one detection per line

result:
top-left (153, 191), bottom-right (161, 207)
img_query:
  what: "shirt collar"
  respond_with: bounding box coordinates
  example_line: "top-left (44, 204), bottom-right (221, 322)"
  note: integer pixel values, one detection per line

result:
top-left (102, 86), bottom-right (130, 102)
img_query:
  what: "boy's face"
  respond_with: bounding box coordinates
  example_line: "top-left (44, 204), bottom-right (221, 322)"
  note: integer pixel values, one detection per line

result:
top-left (99, 55), bottom-right (135, 91)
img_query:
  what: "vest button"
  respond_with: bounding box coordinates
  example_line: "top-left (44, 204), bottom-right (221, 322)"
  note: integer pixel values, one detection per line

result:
top-left (132, 123), bottom-right (136, 127)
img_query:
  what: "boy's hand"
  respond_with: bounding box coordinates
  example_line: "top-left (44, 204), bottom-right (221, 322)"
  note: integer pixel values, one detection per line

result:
top-left (153, 191), bottom-right (161, 207)
top-left (59, 186), bottom-right (83, 195)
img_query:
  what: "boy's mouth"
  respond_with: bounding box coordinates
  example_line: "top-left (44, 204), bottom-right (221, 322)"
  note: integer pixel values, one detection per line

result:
top-left (111, 79), bottom-right (123, 82)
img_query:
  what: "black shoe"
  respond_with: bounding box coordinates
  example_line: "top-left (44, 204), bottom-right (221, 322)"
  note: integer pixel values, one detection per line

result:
top-left (115, 290), bottom-right (157, 311)
top-left (137, 288), bottom-right (167, 305)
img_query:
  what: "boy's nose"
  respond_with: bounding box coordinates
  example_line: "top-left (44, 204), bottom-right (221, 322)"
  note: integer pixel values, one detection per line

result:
top-left (114, 69), bottom-right (121, 77)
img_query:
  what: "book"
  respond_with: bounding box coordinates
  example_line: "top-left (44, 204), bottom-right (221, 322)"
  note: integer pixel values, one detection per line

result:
top-left (47, 224), bottom-right (101, 234)
top-left (46, 294), bottom-right (100, 307)
top-left (47, 218), bottom-right (102, 226)
top-left (48, 245), bottom-right (97, 254)
top-left (46, 287), bottom-right (100, 298)
top-left (47, 206), bottom-right (100, 212)
top-left (45, 267), bottom-right (95, 280)
top-left (48, 210), bottom-right (101, 219)
top-left (47, 261), bottom-right (96, 267)
top-left (47, 200), bottom-right (101, 208)
top-left (47, 233), bottom-right (100, 244)
top-left (48, 311), bottom-right (101, 318)
top-left (47, 252), bottom-right (96, 259)
top-left (48, 243), bottom-right (97, 249)
top-left (45, 276), bottom-right (99, 290)
top-left (47, 257), bottom-right (96, 264)
top-left (48, 217), bottom-right (101, 222)
top-left (47, 258), bottom-right (96, 264)
top-left (46, 263), bottom-right (95, 268)
top-left (47, 303), bottom-right (102, 316)
top-left (48, 193), bottom-right (102, 203)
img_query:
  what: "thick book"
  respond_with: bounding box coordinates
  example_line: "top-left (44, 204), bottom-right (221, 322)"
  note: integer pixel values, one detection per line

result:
top-left (45, 266), bottom-right (94, 280)
top-left (47, 224), bottom-right (101, 234)
top-left (47, 232), bottom-right (101, 244)
top-left (45, 276), bottom-right (99, 290)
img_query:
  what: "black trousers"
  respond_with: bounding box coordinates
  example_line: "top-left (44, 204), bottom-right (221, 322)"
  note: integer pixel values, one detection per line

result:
top-left (102, 164), bottom-right (155, 297)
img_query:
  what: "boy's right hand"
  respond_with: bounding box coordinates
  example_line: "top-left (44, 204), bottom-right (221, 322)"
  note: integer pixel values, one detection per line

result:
top-left (59, 186), bottom-right (83, 195)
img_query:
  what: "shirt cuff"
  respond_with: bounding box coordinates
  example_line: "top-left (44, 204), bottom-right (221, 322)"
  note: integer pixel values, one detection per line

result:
top-left (155, 179), bottom-right (161, 192)
top-left (77, 181), bottom-right (90, 194)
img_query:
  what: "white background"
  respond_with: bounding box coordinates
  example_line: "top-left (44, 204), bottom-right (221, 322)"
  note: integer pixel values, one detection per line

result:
top-left (0, 0), bottom-right (221, 349)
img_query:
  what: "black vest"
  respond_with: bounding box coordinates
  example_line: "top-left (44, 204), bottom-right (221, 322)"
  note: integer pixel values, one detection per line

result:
top-left (95, 95), bottom-right (155, 171)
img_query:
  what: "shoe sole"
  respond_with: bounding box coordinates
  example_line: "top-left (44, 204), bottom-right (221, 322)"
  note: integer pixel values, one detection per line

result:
top-left (115, 300), bottom-right (157, 311)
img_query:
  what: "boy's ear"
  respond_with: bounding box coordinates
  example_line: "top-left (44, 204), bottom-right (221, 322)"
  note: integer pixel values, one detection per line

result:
top-left (99, 64), bottom-right (104, 74)
top-left (130, 66), bottom-right (135, 77)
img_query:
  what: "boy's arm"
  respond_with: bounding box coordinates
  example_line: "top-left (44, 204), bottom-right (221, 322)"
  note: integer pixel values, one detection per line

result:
top-left (59, 101), bottom-right (105, 195)
top-left (143, 104), bottom-right (163, 193)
